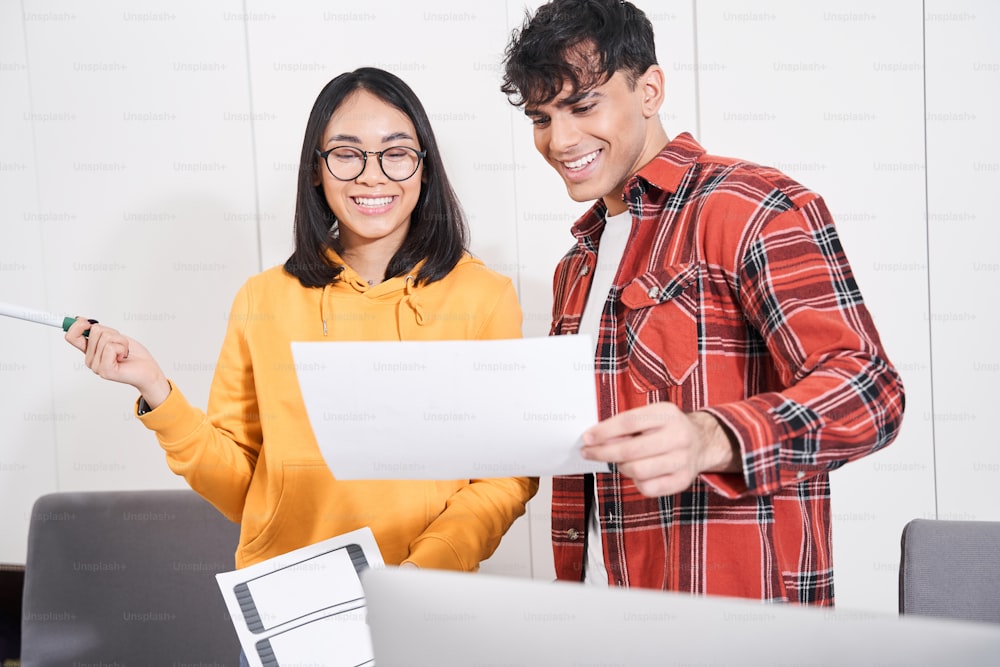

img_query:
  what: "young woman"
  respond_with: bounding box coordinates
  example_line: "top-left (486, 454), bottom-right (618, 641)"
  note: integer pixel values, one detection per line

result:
top-left (65, 68), bottom-right (538, 574)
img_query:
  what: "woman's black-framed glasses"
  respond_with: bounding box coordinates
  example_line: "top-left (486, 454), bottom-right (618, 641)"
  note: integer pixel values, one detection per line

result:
top-left (316, 145), bottom-right (426, 182)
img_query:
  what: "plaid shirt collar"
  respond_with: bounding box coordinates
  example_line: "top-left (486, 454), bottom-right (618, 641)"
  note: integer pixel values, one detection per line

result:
top-left (569, 132), bottom-right (705, 244)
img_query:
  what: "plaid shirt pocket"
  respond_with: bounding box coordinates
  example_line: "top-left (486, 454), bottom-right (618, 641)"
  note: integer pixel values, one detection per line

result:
top-left (621, 262), bottom-right (702, 391)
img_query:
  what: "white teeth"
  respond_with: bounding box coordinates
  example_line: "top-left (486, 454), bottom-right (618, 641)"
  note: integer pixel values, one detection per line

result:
top-left (354, 196), bottom-right (393, 207)
top-left (564, 150), bottom-right (599, 170)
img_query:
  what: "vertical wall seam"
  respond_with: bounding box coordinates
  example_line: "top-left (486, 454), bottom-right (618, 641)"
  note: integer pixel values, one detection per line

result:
top-left (920, 0), bottom-right (939, 520)
top-left (20, 0), bottom-right (62, 491)
top-left (504, 0), bottom-right (533, 580)
top-left (691, 0), bottom-right (702, 140)
top-left (241, 0), bottom-right (264, 274)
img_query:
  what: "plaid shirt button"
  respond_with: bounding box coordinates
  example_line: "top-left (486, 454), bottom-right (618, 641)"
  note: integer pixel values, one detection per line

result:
top-left (647, 287), bottom-right (659, 299)
top-left (566, 528), bottom-right (580, 540)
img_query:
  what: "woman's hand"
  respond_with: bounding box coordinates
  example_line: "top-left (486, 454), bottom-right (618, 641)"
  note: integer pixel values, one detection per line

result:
top-left (64, 317), bottom-right (171, 409)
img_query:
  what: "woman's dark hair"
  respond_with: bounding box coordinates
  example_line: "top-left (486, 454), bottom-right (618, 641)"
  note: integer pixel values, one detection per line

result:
top-left (501, 0), bottom-right (657, 107)
top-left (284, 67), bottom-right (467, 287)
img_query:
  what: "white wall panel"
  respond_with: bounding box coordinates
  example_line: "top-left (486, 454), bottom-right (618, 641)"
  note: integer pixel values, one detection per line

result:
top-left (695, 0), bottom-right (932, 613)
top-left (925, 0), bottom-right (1000, 521)
top-left (14, 1), bottom-right (259, 497)
top-left (244, 0), bottom-right (540, 576)
top-left (243, 2), bottom-right (350, 271)
top-left (0, 0), bottom-right (58, 564)
top-left (246, 1), bottom-right (527, 274)
top-left (505, 0), bottom-right (702, 584)
top-left (403, 0), bottom-right (538, 577)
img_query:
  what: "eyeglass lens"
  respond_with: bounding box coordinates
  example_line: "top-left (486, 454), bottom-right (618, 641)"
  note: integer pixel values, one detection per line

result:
top-left (325, 147), bottom-right (422, 181)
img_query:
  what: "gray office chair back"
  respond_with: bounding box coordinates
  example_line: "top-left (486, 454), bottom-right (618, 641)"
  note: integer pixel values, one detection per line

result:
top-left (899, 518), bottom-right (1000, 624)
top-left (21, 489), bottom-right (242, 666)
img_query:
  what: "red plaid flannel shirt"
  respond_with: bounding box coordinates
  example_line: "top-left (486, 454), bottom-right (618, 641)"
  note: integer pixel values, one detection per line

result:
top-left (550, 133), bottom-right (905, 604)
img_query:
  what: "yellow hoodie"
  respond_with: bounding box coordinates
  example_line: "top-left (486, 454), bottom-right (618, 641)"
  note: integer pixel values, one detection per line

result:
top-left (138, 252), bottom-right (538, 569)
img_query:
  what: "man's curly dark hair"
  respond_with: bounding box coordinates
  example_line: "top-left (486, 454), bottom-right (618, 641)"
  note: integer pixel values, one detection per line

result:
top-left (500, 0), bottom-right (658, 107)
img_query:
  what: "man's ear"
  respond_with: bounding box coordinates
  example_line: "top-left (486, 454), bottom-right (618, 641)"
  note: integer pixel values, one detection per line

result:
top-left (638, 64), bottom-right (666, 118)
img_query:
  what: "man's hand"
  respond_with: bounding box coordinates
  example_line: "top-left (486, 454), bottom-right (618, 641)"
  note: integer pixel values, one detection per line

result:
top-left (580, 403), bottom-right (741, 497)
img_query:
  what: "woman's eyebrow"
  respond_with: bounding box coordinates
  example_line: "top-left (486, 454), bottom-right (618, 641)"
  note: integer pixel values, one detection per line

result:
top-left (382, 131), bottom-right (416, 143)
top-left (327, 133), bottom-right (362, 145)
top-left (325, 131), bottom-right (416, 145)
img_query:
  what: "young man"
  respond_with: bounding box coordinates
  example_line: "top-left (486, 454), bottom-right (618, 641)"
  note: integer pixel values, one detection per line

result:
top-left (501, 0), bottom-right (905, 605)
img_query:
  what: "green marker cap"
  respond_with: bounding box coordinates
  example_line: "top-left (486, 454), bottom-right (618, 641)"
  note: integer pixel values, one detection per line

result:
top-left (62, 316), bottom-right (94, 337)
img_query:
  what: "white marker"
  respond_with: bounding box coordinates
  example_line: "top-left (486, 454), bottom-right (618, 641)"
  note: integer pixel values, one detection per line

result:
top-left (0, 302), bottom-right (91, 334)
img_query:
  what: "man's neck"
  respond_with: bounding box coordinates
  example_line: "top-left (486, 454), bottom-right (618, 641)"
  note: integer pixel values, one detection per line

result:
top-left (602, 130), bottom-right (671, 215)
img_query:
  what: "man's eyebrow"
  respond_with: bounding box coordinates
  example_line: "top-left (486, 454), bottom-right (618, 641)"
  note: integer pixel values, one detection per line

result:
top-left (524, 90), bottom-right (602, 116)
top-left (557, 90), bottom-right (600, 107)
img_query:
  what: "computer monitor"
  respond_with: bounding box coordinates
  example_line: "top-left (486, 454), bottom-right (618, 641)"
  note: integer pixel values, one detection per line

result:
top-left (362, 566), bottom-right (1000, 666)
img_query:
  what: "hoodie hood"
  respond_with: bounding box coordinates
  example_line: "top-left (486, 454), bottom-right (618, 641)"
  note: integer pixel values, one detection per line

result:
top-left (319, 250), bottom-right (480, 337)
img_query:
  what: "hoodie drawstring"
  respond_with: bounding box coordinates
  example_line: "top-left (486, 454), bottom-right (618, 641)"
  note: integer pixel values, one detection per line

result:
top-left (398, 275), bottom-right (426, 327)
top-left (321, 283), bottom-right (331, 336)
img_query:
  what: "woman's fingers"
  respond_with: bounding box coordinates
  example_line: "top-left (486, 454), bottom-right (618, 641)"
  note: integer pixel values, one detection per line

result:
top-left (63, 318), bottom-right (166, 398)
top-left (86, 325), bottom-right (131, 377)
top-left (63, 316), bottom-right (94, 353)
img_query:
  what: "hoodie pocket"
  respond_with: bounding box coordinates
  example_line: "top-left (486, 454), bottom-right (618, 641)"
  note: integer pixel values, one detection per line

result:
top-left (621, 262), bottom-right (702, 392)
top-left (239, 459), bottom-right (331, 562)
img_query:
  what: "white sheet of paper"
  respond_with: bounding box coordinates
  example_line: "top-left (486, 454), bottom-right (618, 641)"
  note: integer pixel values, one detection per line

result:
top-left (216, 527), bottom-right (384, 667)
top-left (292, 335), bottom-right (606, 480)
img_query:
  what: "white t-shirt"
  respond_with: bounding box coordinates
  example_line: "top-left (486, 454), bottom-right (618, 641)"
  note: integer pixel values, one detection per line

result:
top-left (574, 209), bottom-right (632, 587)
